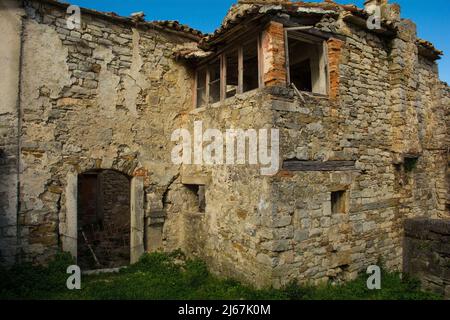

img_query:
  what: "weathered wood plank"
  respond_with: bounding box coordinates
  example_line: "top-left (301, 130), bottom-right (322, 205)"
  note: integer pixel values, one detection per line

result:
top-left (350, 198), bottom-right (399, 213)
top-left (283, 160), bottom-right (356, 171)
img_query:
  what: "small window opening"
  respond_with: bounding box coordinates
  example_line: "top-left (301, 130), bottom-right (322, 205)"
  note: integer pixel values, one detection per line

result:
top-left (243, 40), bottom-right (259, 93)
top-left (198, 185), bottom-right (206, 213)
top-left (186, 184), bottom-right (206, 213)
top-left (0, 149), bottom-right (6, 165)
top-left (209, 59), bottom-right (221, 104)
top-left (196, 68), bottom-right (207, 108)
top-left (226, 50), bottom-right (238, 98)
top-left (194, 34), bottom-right (262, 108)
top-left (290, 59), bottom-right (312, 92)
top-left (331, 190), bottom-right (348, 214)
top-left (287, 31), bottom-right (327, 95)
top-left (404, 156), bottom-right (418, 172)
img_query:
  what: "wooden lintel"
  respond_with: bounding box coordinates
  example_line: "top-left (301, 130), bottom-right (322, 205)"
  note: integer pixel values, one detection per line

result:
top-left (181, 175), bottom-right (211, 185)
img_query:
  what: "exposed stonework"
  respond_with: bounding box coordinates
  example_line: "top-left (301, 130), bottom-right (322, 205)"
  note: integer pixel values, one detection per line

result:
top-left (262, 21), bottom-right (286, 87)
top-left (327, 38), bottom-right (344, 100)
top-left (0, 0), bottom-right (448, 290)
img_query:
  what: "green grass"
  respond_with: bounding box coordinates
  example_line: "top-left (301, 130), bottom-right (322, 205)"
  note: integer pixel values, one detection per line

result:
top-left (0, 251), bottom-right (442, 300)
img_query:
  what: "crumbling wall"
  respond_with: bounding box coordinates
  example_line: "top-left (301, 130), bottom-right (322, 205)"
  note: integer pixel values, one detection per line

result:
top-left (1, 0), bottom-right (448, 290)
top-left (12, 0), bottom-right (195, 264)
top-left (404, 218), bottom-right (450, 299)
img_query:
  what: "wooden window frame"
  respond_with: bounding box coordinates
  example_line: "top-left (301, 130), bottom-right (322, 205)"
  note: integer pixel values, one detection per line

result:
top-left (194, 32), bottom-right (263, 108)
top-left (194, 66), bottom-right (208, 108)
top-left (284, 27), bottom-right (330, 96)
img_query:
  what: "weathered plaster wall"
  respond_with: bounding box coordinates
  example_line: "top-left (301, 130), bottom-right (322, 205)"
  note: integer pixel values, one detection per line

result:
top-left (0, 0), bottom-right (24, 265)
top-left (13, 0), bottom-right (195, 264)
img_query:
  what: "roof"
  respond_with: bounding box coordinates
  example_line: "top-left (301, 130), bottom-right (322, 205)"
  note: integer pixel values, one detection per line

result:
top-left (37, 0), bottom-right (442, 61)
top-left (36, 0), bottom-right (204, 40)
top-left (191, 1), bottom-right (441, 61)
top-left (417, 38), bottom-right (443, 60)
top-left (201, 1), bottom-right (363, 47)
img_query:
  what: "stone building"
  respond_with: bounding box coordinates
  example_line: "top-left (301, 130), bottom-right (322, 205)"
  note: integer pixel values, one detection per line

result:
top-left (0, 0), bottom-right (448, 288)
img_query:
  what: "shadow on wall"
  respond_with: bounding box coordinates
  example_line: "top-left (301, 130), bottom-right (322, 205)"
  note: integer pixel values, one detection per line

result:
top-left (0, 147), bottom-right (18, 265)
top-left (404, 218), bottom-right (450, 299)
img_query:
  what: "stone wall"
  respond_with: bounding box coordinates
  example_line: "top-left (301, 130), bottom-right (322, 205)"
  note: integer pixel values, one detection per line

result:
top-left (404, 218), bottom-right (450, 299)
top-left (0, 0), bottom-right (448, 290)
top-left (256, 14), bottom-right (449, 286)
top-left (444, 83), bottom-right (450, 213)
top-left (2, 0), bottom-right (196, 264)
top-left (100, 170), bottom-right (130, 228)
top-left (167, 89), bottom-right (276, 286)
top-left (0, 0), bottom-right (24, 265)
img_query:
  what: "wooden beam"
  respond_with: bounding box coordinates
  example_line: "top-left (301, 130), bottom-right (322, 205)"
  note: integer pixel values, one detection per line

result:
top-left (238, 46), bottom-right (244, 94)
top-left (193, 69), bottom-right (198, 108)
top-left (350, 198), bottom-right (399, 213)
top-left (284, 29), bottom-right (291, 85)
top-left (257, 32), bottom-right (264, 88)
top-left (205, 66), bottom-right (210, 105)
top-left (283, 160), bottom-right (357, 171)
top-left (220, 54), bottom-right (226, 101)
top-left (182, 175), bottom-right (211, 185)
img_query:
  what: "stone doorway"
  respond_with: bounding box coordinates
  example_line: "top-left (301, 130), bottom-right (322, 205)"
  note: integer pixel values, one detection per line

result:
top-left (77, 170), bottom-right (131, 269)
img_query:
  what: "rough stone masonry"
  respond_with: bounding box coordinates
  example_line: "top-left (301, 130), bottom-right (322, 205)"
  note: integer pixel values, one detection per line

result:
top-left (0, 0), bottom-right (449, 289)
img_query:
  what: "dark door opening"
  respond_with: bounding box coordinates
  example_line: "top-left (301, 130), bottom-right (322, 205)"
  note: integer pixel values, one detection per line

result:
top-left (77, 170), bottom-right (131, 270)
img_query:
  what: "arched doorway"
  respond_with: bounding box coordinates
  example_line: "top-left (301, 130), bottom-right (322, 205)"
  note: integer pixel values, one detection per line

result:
top-left (77, 169), bottom-right (131, 269)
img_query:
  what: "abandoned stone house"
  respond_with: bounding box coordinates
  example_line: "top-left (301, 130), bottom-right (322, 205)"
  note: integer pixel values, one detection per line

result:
top-left (0, 0), bottom-right (449, 288)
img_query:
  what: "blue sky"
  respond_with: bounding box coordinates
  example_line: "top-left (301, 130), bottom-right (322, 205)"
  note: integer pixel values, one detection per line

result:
top-left (68, 0), bottom-right (449, 83)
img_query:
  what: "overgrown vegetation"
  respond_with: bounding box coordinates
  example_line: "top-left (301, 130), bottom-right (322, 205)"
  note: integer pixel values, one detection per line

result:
top-left (0, 251), bottom-right (442, 300)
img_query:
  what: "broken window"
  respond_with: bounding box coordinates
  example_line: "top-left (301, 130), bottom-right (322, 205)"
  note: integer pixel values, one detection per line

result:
top-left (196, 67), bottom-right (207, 108)
top-left (209, 58), bottom-right (221, 104)
top-left (195, 34), bottom-right (262, 107)
top-left (331, 190), bottom-right (348, 214)
top-left (243, 40), bottom-right (259, 93)
top-left (286, 31), bottom-right (327, 95)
